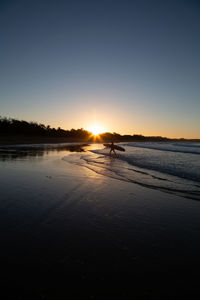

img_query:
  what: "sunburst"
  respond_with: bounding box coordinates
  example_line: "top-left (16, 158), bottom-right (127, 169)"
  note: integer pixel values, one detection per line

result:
top-left (88, 125), bottom-right (104, 136)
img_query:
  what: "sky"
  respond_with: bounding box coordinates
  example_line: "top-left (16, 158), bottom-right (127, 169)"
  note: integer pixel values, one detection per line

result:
top-left (0, 0), bottom-right (199, 138)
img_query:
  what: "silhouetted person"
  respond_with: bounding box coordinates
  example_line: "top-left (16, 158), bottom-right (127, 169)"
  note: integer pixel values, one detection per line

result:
top-left (110, 141), bottom-right (116, 156)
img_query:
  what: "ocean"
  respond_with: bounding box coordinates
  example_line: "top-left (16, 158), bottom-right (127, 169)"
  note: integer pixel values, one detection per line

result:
top-left (63, 142), bottom-right (200, 200)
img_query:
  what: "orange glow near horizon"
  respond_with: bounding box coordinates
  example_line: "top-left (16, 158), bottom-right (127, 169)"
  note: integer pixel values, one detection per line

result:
top-left (41, 112), bottom-right (199, 139)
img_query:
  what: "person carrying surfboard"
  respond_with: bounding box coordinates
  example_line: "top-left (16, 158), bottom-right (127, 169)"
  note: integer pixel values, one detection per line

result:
top-left (110, 141), bottom-right (116, 156)
top-left (103, 142), bottom-right (125, 154)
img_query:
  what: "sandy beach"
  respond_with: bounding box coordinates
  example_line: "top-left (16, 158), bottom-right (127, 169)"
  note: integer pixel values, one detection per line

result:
top-left (0, 143), bottom-right (200, 298)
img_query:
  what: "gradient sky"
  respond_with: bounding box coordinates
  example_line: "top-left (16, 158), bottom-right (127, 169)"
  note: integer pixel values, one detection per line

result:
top-left (0, 0), bottom-right (200, 138)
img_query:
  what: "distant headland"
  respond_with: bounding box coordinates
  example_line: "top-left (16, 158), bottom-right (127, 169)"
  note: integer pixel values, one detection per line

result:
top-left (0, 117), bottom-right (199, 145)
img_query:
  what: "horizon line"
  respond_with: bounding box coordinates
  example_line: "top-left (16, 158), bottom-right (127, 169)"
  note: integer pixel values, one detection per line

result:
top-left (0, 115), bottom-right (199, 140)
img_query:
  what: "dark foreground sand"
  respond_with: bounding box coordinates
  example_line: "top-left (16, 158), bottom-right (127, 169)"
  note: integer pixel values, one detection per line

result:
top-left (0, 145), bottom-right (200, 299)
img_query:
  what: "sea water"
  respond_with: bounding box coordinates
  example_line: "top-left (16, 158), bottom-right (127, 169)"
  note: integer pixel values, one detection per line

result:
top-left (63, 142), bottom-right (200, 200)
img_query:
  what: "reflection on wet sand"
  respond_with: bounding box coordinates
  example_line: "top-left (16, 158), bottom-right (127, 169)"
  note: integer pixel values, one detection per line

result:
top-left (0, 143), bottom-right (89, 161)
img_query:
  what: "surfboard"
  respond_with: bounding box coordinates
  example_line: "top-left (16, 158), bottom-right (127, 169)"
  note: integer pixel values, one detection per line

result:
top-left (103, 143), bottom-right (125, 152)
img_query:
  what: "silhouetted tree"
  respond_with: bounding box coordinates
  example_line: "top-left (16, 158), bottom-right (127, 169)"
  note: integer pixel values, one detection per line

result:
top-left (1, 116), bottom-right (194, 142)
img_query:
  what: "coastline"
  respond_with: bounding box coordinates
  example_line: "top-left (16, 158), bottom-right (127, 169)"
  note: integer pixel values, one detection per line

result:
top-left (1, 135), bottom-right (200, 146)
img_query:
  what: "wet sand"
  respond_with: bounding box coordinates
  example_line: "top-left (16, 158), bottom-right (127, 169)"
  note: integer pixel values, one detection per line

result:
top-left (0, 135), bottom-right (90, 145)
top-left (0, 145), bottom-right (200, 298)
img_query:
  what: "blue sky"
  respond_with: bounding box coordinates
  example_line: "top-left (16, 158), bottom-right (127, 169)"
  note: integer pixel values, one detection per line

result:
top-left (0, 0), bottom-right (199, 138)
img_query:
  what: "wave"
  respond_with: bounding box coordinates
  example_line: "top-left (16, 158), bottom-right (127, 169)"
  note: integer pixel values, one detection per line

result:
top-left (91, 149), bottom-right (200, 183)
top-left (62, 148), bottom-right (200, 201)
top-left (173, 143), bottom-right (200, 148)
top-left (122, 142), bottom-right (200, 155)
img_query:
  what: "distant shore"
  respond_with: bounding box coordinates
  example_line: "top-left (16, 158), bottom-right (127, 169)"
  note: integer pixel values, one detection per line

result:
top-left (1, 118), bottom-right (199, 144)
top-left (0, 135), bottom-right (200, 145)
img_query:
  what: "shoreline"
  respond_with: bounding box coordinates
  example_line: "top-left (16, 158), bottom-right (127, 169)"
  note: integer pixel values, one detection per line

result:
top-left (0, 136), bottom-right (90, 145)
top-left (1, 135), bottom-right (200, 146)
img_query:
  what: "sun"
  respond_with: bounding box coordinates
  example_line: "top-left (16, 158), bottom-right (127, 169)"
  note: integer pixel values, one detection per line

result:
top-left (88, 125), bottom-right (104, 136)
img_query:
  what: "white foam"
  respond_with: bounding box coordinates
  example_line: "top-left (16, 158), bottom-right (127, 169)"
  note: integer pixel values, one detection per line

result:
top-left (62, 144), bottom-right (200, 200)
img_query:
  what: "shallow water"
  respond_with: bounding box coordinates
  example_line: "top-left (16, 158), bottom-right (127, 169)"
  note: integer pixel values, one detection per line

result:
top-left (63, 142), bottom-right (200, 200)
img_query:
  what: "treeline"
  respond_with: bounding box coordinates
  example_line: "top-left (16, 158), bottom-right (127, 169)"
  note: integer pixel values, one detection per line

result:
top-left (0, 117), bottom-right (169, 141)
top-left (0, 117), bottom-right (90, 139)
top-left (99, 132), bottom-right (169, 142)
top-left (1, 117), bottom-right (198, 142)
